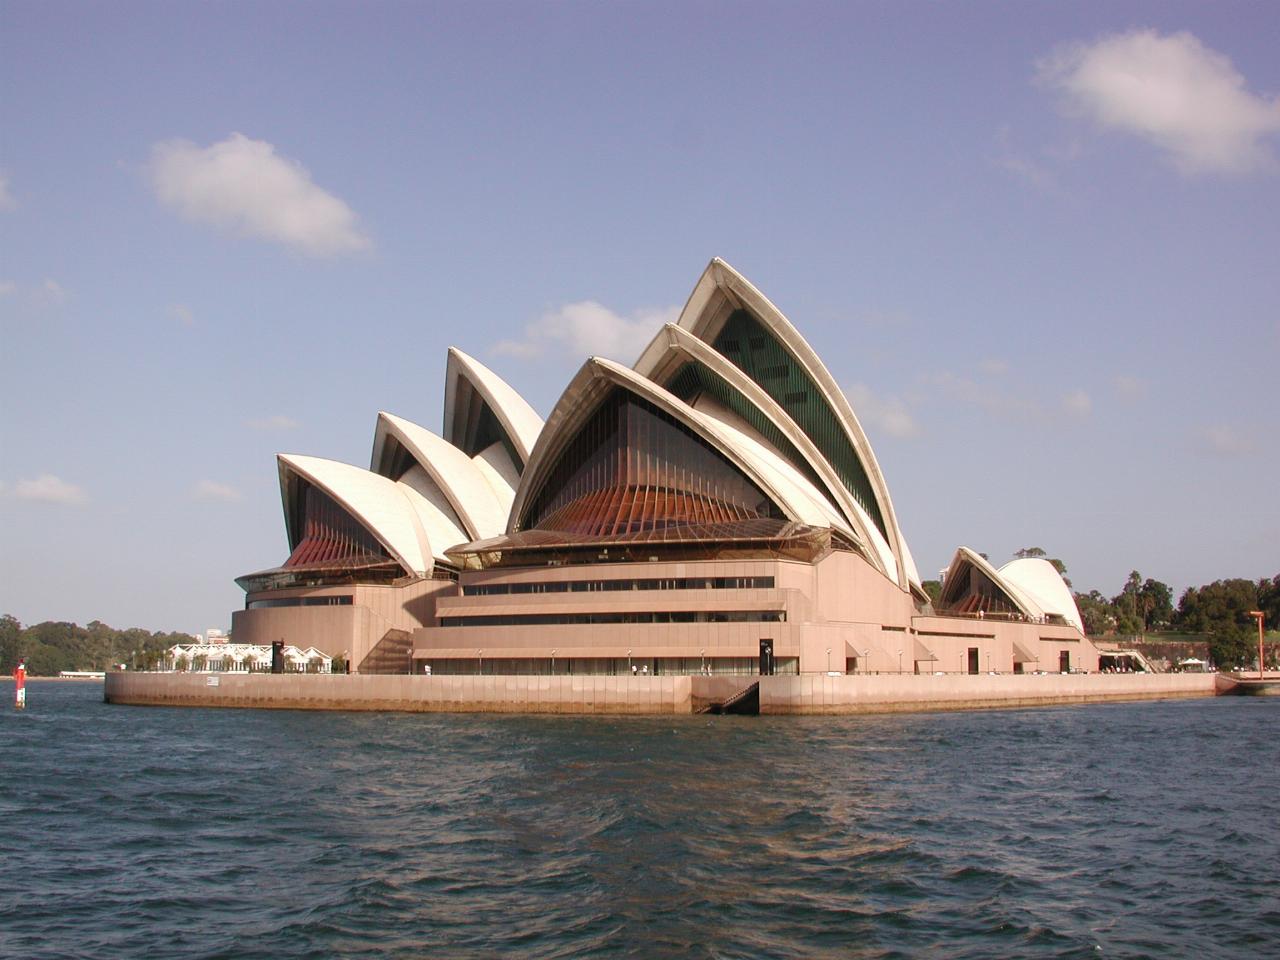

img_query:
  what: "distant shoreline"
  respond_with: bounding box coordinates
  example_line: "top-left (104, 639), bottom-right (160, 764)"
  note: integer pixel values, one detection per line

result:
top-left (2, 676), bottom-right (105, 682)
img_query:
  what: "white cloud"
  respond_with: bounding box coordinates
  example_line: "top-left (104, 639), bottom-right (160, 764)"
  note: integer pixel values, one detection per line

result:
top-left (148, 133), bottom-right (372, 256)
top-left (1061, 389), bottom-right (1092, 416)
top-left (1039, 29), bottom-right (1280, 174)
top-left (0, 281), bottom-right (15, 297)
top-left (39, 279), bottom-right (68, 305)
top-left (923, 371), bottom-right (1090, 426)
top-left (493, 301), bottom-right (678, 365)
top-left (1197, 425), bottom-right (1258, 458)
top-left (170, 303), bottom-right (195, 327)
top-left (981, 358), bottom-right (1009, 376)
top-left (192, 480), bottom-right (241, 502)
top-left (845, 383), bottom-right (921, 439)
top-left (13, 474), bottom-right (87, 505)
top-left (1113, 375), bottom-right (1147, 399)
top-left (246, 414), bottom-right (300, 431)
top-left (0, 171), bottom-right (14, 210)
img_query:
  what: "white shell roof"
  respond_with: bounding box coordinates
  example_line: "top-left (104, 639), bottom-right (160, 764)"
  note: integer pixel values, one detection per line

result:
top-left (278, 454), bottom-right (434, 576)
top-left (999, 558), bottom-right (1084, 631)
top-left (633, 322), bottom-right (899, 583)
top-left (471, 441), bottom-right (519, 518)
top-left (511, 356), bottom-right (859, 535)
top-left (443, 347), bottom-right (544, 466)
top-left (371, 412), bottom-right (508, 540)
top-left (942, 547), bottom-right (1084, 630)
top-left (675, 258), bottom-right (918, 591)
top-left (396, 464), bottom-right (471, 564)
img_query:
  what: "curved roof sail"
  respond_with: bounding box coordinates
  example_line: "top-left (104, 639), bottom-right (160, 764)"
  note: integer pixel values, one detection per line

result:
top-left (370, 411), bottom-right (508, 540)
top-left (279, 454), bottom-right (450, 576)
top-left (937, 548), bottom-right (1081, 630)
top-left (510, 357), bottom-right (850, 539)
top-left (999, 558), bottom-right (1084, 631)
top-left (442, 348), bottom-right (543, 473)
top-left (634, 322), bottom-right (897, 581)
top-left (937, 547), bottom-right (1034, 620)
top-left (675, 258), bottom-right (916, 590)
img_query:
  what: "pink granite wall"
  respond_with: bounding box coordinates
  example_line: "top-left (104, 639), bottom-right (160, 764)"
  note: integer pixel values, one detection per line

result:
top-left (105, 670), bottom-right (1217, 715)
top-left (758, 672), bottom-right (1217, 714)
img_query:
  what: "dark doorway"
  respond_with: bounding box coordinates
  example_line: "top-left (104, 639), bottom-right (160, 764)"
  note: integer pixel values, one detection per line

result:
top-left (967, 647), bottom-right (980, 675)
top-left (1059, 650), bottom-right (1070, 673)
top-left (759, 639), bottom-right (775, 676)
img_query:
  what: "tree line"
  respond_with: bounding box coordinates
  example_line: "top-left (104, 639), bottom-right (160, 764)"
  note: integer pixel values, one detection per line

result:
top-left (0, 615), bottom-right (196, 676)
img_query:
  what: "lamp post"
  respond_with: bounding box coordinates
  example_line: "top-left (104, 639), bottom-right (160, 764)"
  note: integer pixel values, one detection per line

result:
top-left (627, 648), bottom-right (632, 674)
top-left (826, 647), bottom-right (831, 673)
top-left (863, 649), bottom-right (870, 675)
top-left (477, 648), bottom-right (483, 676)
top-left (898, 650), bottom-right (903, 674)
top-left (1249, 611), bottom-right (1265, 679)
top-left (986, 651), bottom-right (991, 674)
top-left (551, 649), bottom-right (557, 675)
top-left (699, 649), bottom-right (705, 675)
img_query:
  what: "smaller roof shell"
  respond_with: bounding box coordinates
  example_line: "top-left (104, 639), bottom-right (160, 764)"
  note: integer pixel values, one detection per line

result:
top-left (442, 347), bottom-right (543, 468)
top-left (939, 548), bottom-right (1083, 632)
top-left (998, 558), bottom-right (1083, 631)
top-left (371, 412), bottom-right (508, 540)
top-left (278, 454), bottom-right (436, 575)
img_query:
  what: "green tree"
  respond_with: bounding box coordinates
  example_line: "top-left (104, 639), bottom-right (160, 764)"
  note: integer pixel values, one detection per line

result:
top-left (1074, 590), bottom-right (1116, 636)
top-left (1257, 575), bottom-right (1280, 630)
top-left (1174, 579), bottom-right (1259, 634)
top-left (1207, 624), bottom-right (1252, 670)
top-left (0, 614), bottom-right (21, 673)
top-left (1112, 571), bottom-right (1145, 635)
top-left (921, 580), bottom-right (942, 602)
top-left (1138, 578), bottom-right (1173, 630)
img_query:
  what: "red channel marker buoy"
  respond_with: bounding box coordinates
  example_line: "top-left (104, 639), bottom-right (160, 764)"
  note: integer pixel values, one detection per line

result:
top-left (13, 658), bottom-right (26, 710)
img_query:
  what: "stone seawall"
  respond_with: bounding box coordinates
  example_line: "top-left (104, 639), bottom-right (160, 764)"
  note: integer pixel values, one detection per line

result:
top-left (105, 671), bottom-right (1217, 715)
top-left (104, 672), bottom-right (694, 714)
top-left (761, 672), bottom-right (1217, 714)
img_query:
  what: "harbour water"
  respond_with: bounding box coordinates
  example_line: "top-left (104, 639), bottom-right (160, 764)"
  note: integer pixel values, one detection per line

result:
top-left (2, 681), bottom-right (1276, 958)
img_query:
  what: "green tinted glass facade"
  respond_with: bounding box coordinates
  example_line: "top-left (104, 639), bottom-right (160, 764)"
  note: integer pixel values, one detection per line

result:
top-left (711, 309), bottom-right (887, 537)
top-left (666, 361), bottom-right (829, 500)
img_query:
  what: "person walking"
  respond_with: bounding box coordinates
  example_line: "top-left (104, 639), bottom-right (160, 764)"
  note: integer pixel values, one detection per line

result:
top-left (13, 657), bottom-right (27, 710)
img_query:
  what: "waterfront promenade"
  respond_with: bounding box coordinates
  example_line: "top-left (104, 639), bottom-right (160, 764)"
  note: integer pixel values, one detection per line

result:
top-left (104, 670), bottom-right (1217, 715)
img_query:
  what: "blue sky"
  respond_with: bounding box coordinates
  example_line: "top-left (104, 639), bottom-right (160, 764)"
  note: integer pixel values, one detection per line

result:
top-left (2, 2), bottom-right (1277, 635)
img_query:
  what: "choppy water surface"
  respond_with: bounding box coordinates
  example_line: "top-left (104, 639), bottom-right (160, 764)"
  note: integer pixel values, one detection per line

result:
top-left (1, 683), bottom-right (1276, 959)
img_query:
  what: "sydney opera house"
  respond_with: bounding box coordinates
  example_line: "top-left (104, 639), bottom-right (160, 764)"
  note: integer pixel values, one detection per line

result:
top-left (232, 259), bottom-right (1101, 678)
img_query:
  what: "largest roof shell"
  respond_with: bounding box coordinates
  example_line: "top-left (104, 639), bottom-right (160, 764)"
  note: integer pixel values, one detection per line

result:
top-left (671, 259), bottom-right (919, 591)
top-left (509, 356), bottom-right (851, 537)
